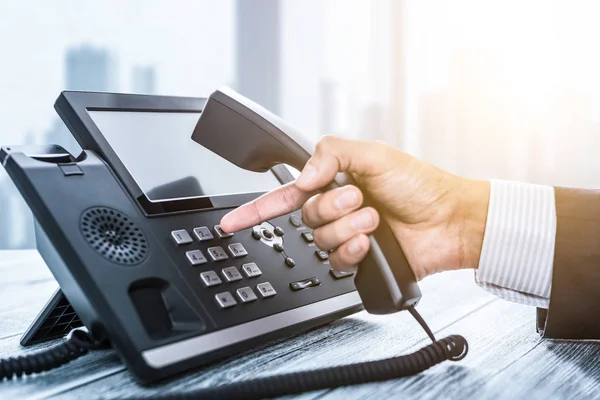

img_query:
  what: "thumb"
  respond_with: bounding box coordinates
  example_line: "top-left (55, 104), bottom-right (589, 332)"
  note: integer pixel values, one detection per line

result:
top-left (294, 136), bottom-right (394, 191)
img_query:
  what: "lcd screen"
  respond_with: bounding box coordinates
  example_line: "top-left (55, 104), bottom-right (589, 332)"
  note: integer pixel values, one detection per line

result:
top-left (87, 110), bottom-right (281, 201)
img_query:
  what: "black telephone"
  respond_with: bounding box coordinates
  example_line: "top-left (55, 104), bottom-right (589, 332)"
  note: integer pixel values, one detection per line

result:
top-left (0, 88), bottom-right (467, 398)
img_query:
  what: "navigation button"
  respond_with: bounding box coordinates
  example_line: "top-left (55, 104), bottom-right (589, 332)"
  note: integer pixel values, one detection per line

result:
top-left (236, 287), bottom-right (257, 303)
top-left (215, 292), bottom-right (237, 308)
top-left (186, 250), bottom-right (207, 266)
top-left (273, 243), bottom-right (284, 252)
top-left (329, 269), bottom-right (354, 280)
top-left (290, 277), bottom-right (321, 291)
top-left (289, 214), bottom-right (303, 227)
top-left (301, 232), bottom-right (314, 243)
top-left (285, 257), bottom-right (296, 268)
top-left (171, 229), bottom-right (192, 245)
top-left (207, 246), bottom-right (229, 261)
top-left (315, 250), bottom-right (329, 261)
top-left (274, 226), bottom-right (284, 236)
top-left (256, 282), bottom-right (277, 298)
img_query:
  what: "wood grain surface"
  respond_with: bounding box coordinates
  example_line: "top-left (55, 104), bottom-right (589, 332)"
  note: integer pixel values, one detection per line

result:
top-left (0, 250), bottom-right (597, 399)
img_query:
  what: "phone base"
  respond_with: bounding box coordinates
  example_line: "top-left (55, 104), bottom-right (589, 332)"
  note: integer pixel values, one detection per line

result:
top-left (20, 288), bottom-right (84, 347)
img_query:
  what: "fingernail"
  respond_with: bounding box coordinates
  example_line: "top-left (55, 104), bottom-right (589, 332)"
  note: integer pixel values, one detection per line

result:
top-left (334, 189), bottom-right (359, 210)
top-left (296, 163), bottom-right (317, 187)
top-left (352, 210), bottom-right (373, 230)
top-left (347, 237), bottom-right (364, 254)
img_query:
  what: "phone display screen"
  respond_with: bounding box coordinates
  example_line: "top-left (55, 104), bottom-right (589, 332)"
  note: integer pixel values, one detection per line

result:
top-left (87, 110), bottom-right (281, 202)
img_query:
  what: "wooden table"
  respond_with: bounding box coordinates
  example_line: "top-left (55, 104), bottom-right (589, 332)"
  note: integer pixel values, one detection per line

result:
top-left (1, 250), bottom-right (599, 399)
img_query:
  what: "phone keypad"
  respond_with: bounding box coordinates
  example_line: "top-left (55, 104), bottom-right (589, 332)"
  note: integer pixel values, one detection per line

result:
top-left (207, 246), bottom-right (229, 261)
top-left (200, 271), bottom-right (222, 287)
top-left (236, 287), bottom-right (257, 303)
top-left (215, 292), bottom-right (237, 308)
top-left (242, 262), bottom-right (262, 278)
top-left (170, 211), bottom-right (354, 315)
top-left (257, 282), bottom-right (277, 298)
top-left (222, 266), bottom-right (243, 282)
top-left (171, 229), bottom-right (193, 245)
top-left (193, 226), bottom-right (214, 242)
top-left (214, 225), bottom-right (234, 238)
top-left (186, 250), bottom-right (207, 266)
top-left (228, 243), bottom-right (248, 258)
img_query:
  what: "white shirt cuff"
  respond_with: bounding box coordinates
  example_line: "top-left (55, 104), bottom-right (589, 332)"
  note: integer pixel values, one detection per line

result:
top-left (475, 179), bottom-right (556, 308)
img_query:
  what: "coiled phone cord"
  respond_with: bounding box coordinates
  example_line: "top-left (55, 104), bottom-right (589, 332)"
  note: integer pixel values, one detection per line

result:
top-left (0, 329), bottom-right (98, 380)
top-left (0, 306), bottom-right (467, 399)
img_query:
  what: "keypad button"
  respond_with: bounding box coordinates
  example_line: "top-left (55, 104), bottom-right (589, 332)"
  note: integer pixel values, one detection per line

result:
top-left (285, 257), bottom-right (296, 267)
top-left (301, 232), bottom-right (314, 243)
top-left (215, 292), bottom-right (237, 308)
top-left (200, 271), bottom-right (222, 287)
top-left (236, 287), bottom-right (258, 303)
top-left (228, 243), bottom-right (248, 258)
top-left (186, 250), bottom-right (207, 266)
top-left (274, 226), bottom-right (284, 236)
top-left (262, 229), bottom-right (274, 240)
top-left (290, 277), bottom-right (321, 291)
top-left (242, 262), bottom-right (262, 278)
top-left (256, 282), bottom-right (277, 298)
top-left (214, 225), bottom-right (234, 238)
top-left (193, 226), bottom-right (214, 242)
top-left (289, 214), bottom-right (303, 227)
top-left (207, 246), bottom-right (229, 261)
top-left (273, 243), bottom-right (284, 252)
top-left (171, 229), bottom-right (193, 245)
top-left (315, 250), bottom-right (329, 261)
top-left (221, 266), bottom-right (243, 282)
top-left (330, 269), bottom-right (354, 279)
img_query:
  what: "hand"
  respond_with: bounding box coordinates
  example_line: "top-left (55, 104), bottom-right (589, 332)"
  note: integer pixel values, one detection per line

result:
top-left (220, 136), bottom-right (490, 280)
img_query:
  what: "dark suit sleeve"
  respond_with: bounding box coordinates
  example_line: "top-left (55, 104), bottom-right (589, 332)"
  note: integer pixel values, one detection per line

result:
top-left (539, 187), bottom-right (600, 339)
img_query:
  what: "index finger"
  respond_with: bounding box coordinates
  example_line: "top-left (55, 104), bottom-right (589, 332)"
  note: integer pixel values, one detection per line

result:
top-left (220, 182), bottom-right (315, 233)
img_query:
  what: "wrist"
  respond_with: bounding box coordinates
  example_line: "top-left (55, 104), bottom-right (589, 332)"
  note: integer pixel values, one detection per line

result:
top-left (457, 178), bottom-right (490, 269)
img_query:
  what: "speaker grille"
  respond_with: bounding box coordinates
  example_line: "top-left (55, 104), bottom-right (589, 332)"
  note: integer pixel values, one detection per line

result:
top-left (80, 207), bottom-right (148, 265)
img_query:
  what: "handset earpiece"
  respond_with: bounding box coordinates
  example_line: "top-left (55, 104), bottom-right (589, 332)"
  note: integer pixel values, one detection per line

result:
top-left (191, 86), bottom-right (422, 314)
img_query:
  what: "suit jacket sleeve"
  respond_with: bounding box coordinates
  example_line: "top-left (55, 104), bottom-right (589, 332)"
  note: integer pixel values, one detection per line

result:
top-left (540, 187), bottom-right (600, 339)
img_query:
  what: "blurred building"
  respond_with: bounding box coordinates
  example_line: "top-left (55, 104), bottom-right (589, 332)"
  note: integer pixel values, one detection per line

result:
top-left (0, 45), bottom-right (119, 249)
top-left (45, 45), bottom-right (116, 157)
top-left (132, 65), bottom-right (156, 94)
top-left (66, 46), bottom-right (116, 92)
top-left (235, 0), bottom-right (281, 113)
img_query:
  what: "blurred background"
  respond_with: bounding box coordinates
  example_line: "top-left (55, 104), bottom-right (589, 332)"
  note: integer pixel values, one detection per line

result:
top-left (1, 0), bottom-right (600, 249)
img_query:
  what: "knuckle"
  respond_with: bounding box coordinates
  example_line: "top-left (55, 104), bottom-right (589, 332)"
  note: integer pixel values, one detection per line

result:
top-left (280, 183), bottom-right (298, 209)
top-left (249, 199), bottom-right (263, 224)
top-left (315, 197), bottom-right (330, 222)
top-left (312, 228), bottom-right (327, 250)
top-left (315, 135), bottom-right (336, 153)
top-left (336, 247), bottom-right (356, 266)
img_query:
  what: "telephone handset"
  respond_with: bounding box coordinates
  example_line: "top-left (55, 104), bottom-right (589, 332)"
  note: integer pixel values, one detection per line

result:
top-left (0, 90), bottom-right (467, 398)
top-left (191, 87), bottom-right (421, 314)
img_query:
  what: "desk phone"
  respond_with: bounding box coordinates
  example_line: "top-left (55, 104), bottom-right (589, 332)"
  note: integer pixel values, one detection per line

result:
top-left (0, 89), bottom-right (467, 396)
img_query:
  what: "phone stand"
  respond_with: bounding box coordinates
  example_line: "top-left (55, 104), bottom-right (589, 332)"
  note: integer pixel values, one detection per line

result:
top-left (20, 288), bottom-right (83, 346)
